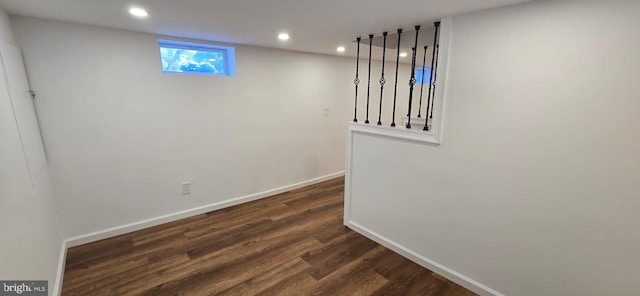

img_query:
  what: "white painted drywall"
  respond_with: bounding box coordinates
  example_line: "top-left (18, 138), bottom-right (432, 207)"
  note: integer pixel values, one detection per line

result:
top-left (0, 8), bottom-right (62, 294)
top-left (1, 37), bottom-right (46, 180)
top-left (347, 1), bottom-right (640, 295)
top-left (0, 8), bottom-right (13, 45)
top-left (9, 17), bottom-right (413, 239)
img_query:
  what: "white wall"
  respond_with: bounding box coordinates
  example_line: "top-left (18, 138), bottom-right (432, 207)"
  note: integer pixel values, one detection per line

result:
top-left (0, 8), bottom-right (63, 295)
top-left (0, 8), bottom-right (13, 43)
top-left (354, 57), bottom-right (413, 127)
top-left (9, 17), bottom-right (410, 239)
top-left (346, 1), bottom-right (640, 295)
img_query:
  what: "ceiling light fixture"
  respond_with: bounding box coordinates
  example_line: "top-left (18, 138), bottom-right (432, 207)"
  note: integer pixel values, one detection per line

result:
top-left (278, 33), bottom-right (290, 41)
top-left (337, 46), bottom-right (346, 53)
top-left (399, 52), bottom-right (408, 57)
top-left (129, 7), bottom-right (149, 17)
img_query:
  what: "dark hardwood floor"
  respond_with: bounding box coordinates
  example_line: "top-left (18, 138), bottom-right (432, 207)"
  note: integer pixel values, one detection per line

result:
top-left (62, 177), bottom-right (477, 296)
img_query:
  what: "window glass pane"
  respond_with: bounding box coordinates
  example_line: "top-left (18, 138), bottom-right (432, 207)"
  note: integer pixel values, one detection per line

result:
top-left (416, 67), bottom-right (432, 84)
top-left (160, 46), bottom-right (226, 75)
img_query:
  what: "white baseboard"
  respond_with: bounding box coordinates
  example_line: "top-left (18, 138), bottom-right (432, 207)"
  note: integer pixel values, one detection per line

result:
top-left (54, 171), bottom-right (344, 294)
top-left (64, 171), bottom-right (344, 248)
top-left (51, 171), bottom-right (344, 296)
top-left (345, 220), bottom-right (504, 296)
top-left (53, 240), bottom-right (67, 296)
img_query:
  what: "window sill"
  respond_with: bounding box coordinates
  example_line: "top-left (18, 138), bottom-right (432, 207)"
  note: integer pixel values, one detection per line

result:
top-left (348, 122), bottom-right (440, 145)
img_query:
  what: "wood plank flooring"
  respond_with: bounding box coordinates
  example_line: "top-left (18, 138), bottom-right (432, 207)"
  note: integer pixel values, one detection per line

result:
top-left (62, 177), bottom-right (477, 296)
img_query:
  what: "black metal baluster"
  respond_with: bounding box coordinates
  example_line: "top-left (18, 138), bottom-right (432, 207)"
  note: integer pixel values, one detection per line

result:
top-left (424, 21), bottom-right (440, 131)
top-left (430, 43), bottom-right (440, 119)
top-left (377, 32), bottom-right (388, 126)
top-left (406, 25), bottom-right (420, 129)
top-left (365, 34), bottom-right (373, 124)
top-left (353, 37), bottom-right (361, 122)
top-left (417, 45), bottom-right (428, 118)
top-left (391, 29), bottom-right (402, 127)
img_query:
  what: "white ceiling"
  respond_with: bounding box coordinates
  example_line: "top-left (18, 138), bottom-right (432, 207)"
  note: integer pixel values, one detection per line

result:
top-left (0, 0), bottom-right (530, 58)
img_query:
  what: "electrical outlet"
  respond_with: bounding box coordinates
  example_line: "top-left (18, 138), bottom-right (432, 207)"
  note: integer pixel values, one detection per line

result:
top-left (182, 182), bottom-right (191, 195)
top-left (323, 108), bottom-right (330, 117)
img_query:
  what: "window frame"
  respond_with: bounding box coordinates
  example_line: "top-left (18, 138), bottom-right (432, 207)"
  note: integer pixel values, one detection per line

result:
top-left (158, 39), bottom-right (236, 76)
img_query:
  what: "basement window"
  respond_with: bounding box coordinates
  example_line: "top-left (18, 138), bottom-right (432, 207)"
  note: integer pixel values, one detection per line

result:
top-left (416, 67), bottom-right (432, 84)
top-left (158, 40), bottom-right (236, 76)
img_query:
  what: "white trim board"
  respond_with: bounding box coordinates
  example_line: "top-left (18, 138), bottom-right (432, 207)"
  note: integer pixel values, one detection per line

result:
top-left (343, 16), bottom-right (502, 296)
top-left (54, 171), bottom-right (344, 294)
top-left (345, 221), bottom-right (504, 296)
top-left (343, 128), bottom-right (503, 296)
top-left (342, 17), bottom-right (452, 148)
top-left (343, 124), bottom-right (500, 294)
top-left (65, 171), bottom-right (344, 248)
top-left (52, 240), bottom-right (67, 296)
top-left (343, 118), bottom-right (443, 226)
top-left (430, 16), bottom-right (452, 143)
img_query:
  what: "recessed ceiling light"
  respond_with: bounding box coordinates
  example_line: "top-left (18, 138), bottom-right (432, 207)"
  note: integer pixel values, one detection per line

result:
top-left (399, 52), bottom-right (408, 57)
top-left (129, 7), bottom-right (149, 17)
top-left (278, 33), bottom-right (290, 41)
top-left (337, 46), bottom-right (346, 53)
